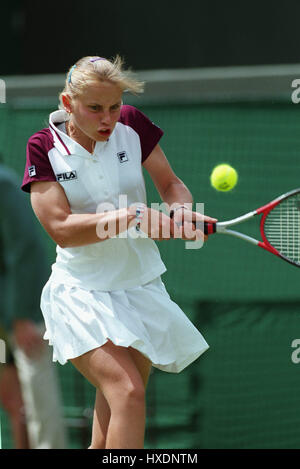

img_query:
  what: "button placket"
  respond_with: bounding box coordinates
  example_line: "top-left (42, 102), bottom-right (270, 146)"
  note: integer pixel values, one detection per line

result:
top-left (93, 159), bottom-right (110, 198)
top-left (103, 143), bottom-right (121, 199)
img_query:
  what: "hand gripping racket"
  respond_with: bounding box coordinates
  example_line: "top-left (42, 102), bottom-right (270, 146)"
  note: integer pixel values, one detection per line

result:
top-left (202, 188), bottom-right (300, 267)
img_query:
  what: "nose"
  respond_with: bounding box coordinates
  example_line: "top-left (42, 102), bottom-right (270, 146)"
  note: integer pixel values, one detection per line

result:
top-left (100, 109), bottom-right (112, 126)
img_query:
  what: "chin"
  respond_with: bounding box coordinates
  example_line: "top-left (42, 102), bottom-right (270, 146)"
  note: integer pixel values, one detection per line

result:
top-left (97, 135), bottom-right (109, 142)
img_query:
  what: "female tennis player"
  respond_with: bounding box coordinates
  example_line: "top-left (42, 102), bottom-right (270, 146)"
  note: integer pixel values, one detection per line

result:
top-left (21, 55), bottom-right (216, 449)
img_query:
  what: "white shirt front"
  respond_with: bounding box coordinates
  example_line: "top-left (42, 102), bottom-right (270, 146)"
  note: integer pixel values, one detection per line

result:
top-left (23, 106), bottom-right (167, 291)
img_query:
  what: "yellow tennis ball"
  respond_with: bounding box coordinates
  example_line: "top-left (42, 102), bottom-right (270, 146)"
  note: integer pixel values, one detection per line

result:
top-left (210, 164), bottom-right (238, 191)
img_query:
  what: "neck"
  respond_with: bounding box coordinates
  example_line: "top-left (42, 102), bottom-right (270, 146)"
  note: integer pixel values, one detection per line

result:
top-left (66, 119), bottom-right (96, 154)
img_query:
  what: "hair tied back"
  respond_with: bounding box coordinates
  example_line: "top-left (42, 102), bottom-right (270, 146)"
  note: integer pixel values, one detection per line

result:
top-left (68, 64), bottom-right (77, 83)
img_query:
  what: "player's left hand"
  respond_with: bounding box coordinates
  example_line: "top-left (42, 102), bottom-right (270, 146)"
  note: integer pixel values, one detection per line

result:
top-left (171, 207), bottom-right (217, 241)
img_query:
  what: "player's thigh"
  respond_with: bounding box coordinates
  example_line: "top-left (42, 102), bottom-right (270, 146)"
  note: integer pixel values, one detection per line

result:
top-left (128, 347), bottom-right (152, 388)
top-left (70, 340), bottom-right (146, 402)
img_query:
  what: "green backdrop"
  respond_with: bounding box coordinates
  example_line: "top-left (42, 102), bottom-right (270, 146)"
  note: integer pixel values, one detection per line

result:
top-left (1, 99), bottom-right (300, 448)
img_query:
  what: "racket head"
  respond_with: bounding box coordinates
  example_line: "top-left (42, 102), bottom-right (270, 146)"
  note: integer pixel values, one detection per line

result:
top-left (259, 188), bottom-right (300, 267)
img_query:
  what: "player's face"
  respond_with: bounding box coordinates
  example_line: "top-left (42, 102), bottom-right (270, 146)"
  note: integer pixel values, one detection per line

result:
top-left (70, 81), bottom-right (123, 142)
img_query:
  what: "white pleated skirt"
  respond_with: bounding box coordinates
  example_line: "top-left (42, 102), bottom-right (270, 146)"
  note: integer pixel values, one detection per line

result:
top-left (40, 276), bottom-right (209, 373)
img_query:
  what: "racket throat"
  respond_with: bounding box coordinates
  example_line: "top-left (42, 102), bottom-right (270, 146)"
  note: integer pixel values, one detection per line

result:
top-left (217, 226), bottom-right (260, 246)
top-left (218, 210), bottom-right (257, 228)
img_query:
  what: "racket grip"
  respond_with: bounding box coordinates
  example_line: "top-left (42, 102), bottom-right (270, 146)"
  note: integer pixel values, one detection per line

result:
top-left (204, 222), bottom-right (217, 235)
top-left (193, 221), bottom-right (217, 235)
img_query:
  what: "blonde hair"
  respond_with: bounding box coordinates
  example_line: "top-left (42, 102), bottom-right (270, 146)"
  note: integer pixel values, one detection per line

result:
top-left (59, 55), bottom-right (144, 109)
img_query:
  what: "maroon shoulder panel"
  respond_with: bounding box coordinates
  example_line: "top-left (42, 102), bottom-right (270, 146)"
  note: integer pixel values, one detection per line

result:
top-left (21, 128), bottom-right (57, 193)
top-left (119, 105), bottom-right (164, 163)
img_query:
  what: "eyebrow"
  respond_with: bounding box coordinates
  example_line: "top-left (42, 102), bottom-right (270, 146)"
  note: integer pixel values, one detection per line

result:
top-left (87, 101), bottom-right (122, 107)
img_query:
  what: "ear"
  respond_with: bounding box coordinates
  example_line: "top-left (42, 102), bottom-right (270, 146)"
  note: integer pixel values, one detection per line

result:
top-left (62, 94), bottom-right (72, 113)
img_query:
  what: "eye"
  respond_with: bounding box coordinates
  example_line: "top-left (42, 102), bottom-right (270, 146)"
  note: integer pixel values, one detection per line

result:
top-left (111, 103), bottom-right (121, 111)
top-left (89, 105), bottom-right (100, 111)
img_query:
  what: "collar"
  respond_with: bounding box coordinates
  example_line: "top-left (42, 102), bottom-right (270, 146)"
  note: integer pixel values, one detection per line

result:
top-left (49, 110), bottom-right (109, 159)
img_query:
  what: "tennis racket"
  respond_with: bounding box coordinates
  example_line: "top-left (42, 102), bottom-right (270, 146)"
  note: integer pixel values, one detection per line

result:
top-left (201, 188), bottom-right (300, 267)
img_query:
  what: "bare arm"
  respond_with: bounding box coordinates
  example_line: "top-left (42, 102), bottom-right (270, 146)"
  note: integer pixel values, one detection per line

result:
top-left (143, 144), bottom-right (193, 208)
top-left (30, 181), bottom-right (135, 248)
top-left (143, 144), bottom-right (217, 240)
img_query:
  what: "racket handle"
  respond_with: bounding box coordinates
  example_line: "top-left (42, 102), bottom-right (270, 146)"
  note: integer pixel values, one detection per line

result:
top-left (204, 222), bottom-right (217, 235)
top-left (193, 221), bottom-right (217, 235)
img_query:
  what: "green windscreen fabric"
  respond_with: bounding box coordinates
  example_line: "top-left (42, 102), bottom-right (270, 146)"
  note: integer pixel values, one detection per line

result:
top-left (1, 300), bottom-right (300, 449)
top-left (146, 300), bottom-right (300, 449)
top-left (1, 100), bottom-right (300, 449)
top-left (142, 103), bottom-right (300, 303)
top-left (1, 102), bottom-right (299, 302)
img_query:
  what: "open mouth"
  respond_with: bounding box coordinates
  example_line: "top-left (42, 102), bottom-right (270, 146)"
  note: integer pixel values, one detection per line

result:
top-left (98, 129), bottom-right (111, 137)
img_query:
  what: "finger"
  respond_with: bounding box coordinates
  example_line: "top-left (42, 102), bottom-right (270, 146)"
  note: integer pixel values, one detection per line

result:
top-left (191, 212), bottom-right (218, 223)
top-left (171, 221), bottom-right (184, 239)
top-left (182, 221), bottom-right (197, 240)
top-left (188, 221), bottom-right (205, 242)
top-left (195, 229), bottom-right (205, 241)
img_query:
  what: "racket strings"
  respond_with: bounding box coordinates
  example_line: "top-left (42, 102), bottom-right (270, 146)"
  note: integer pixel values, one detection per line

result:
top-left (264, 194), bottom-right (300, 264)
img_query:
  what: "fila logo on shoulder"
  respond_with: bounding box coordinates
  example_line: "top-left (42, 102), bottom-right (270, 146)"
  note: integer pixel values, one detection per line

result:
top-left (56, 171), bottom-right (78, 182)
top-left (28, 165), bottom-right (36, 177)
top-left (117, 151), bottom-right (129, 163)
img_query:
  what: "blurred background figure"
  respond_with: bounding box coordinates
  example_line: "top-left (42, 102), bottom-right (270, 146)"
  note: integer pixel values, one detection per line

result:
top-left (0, 327), bottom-right (29, 448)
top-left (0, 160), bottom-right (67, 448)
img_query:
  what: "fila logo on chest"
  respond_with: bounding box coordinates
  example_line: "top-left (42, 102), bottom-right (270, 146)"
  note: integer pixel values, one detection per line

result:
top-left (117, 151), bottom-right (129, 163)
top-left (56, 171), bottom-right (78, 182)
